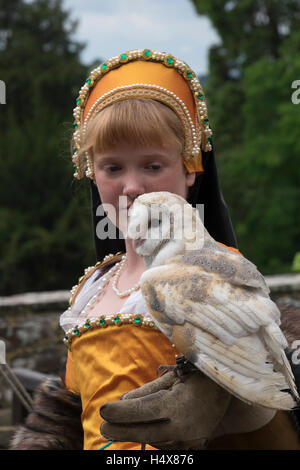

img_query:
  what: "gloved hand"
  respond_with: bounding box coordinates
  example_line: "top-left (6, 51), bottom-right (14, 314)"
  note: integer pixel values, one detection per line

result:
top-left (100, 369), bottom-right (231, 450)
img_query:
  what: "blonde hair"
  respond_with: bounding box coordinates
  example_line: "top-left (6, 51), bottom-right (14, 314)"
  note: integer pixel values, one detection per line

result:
top-left (78, 99), bottom-right (185, 163)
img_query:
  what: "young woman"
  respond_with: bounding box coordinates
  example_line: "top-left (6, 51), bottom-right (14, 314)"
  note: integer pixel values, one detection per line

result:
top-left (60, 49), bottom-right (246, 450)
top-left (10, 49), bottom-right (300, 451)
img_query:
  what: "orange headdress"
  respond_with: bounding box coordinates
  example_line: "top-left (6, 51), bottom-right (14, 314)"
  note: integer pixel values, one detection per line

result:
top-left (72, 49), bottom-right (212, 179)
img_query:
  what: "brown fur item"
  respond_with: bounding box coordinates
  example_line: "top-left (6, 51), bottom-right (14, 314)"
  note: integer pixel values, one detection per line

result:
top-left (279, 305), bottom-right (300, 399)
top-left (9, 377), bottom-right (83, 450)
top-left (279, 305), bottom-right (300, 347)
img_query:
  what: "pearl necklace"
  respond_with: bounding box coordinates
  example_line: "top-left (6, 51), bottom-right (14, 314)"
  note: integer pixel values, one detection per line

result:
top-left (78, 259), bottom-right (121, 318)
top-left (112, 254), bottom-right (141, 298)
top-left (78, 254), bottom-right (140, 320)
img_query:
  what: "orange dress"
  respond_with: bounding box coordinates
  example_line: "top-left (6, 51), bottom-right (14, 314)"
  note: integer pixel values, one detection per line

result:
top-left (65, 322), bottom-right (180, 450)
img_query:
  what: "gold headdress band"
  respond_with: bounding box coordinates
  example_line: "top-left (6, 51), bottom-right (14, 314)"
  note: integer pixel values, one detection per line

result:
top-left (72, 49), bottom-right (212, 179)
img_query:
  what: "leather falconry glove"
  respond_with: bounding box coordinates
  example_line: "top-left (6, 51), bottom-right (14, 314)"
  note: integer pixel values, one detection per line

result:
top-left (100, 360), bottom-right (231, 450)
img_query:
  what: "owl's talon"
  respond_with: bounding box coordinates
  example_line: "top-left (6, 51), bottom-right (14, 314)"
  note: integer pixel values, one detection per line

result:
top-left (157, 355), bottom-right (199, 382)
top-left (174, 355), bottom-right (199, 382)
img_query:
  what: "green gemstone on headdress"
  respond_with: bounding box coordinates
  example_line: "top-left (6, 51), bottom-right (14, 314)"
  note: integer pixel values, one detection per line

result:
top-left (196, 93), bottom-right (204, 100)
top-left (99, 317), bottom-right (106, 326)
top-left (119, 53), bottom-right (128, 62)
top-left (76, 98), bottom-right (81, 105)
top-left (74, 122), bottom-right (78, 129)
top-left (74, 328), bottom-right (79, 335)
top-left (203, 117), bottom-right (209, 124)
top-left (164, 55), bottom-right (175, 68)
top-left (134, 315), bottom-right (142, 325)
top-left (186, 70), bottom-right (194, 79)
top-left (64, 335), bottom-right (69, 342)
top-left (85, 321), bottom-right (91, 328)
top-left (143, 49), bottom-right (152, 59)
top-left (86, 78), bottom-right (92, 85)
top-left (101, 63), bottom-right (108, 72)
top-left (114, 315), bottom-right (120, 324)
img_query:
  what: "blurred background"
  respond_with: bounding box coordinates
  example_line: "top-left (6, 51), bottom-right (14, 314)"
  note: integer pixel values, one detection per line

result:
top-left (0, 0), bottom-right (300, 297)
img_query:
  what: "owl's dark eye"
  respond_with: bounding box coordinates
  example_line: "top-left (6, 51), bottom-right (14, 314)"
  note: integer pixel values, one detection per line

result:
top-left (148, 213), bottom-right (162, 229)
top-left (152, 219), bottom-right (161, 228)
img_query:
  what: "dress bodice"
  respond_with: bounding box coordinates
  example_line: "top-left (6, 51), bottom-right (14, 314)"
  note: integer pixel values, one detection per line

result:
top-left (60, 258), bottom-right (179, 450)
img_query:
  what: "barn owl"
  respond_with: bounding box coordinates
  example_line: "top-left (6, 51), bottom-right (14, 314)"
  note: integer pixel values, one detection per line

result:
top-left (127, 191), bottom-right (299, 410)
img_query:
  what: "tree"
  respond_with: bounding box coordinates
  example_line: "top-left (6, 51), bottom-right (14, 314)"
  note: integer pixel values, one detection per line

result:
top-left (191, 0), bottom-right (300, 273)
top-left (0, 0), bottom-right (95, 294)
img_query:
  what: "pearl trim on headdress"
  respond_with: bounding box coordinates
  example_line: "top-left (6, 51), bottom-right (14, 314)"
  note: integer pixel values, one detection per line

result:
top-left (72, 48), bottom-right (213, 180)
top-left (78, 84), bottom-right (203, 179)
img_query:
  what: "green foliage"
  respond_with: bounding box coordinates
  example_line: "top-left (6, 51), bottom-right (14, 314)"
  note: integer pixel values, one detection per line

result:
top-left (0, 0), bottom-right (96, 294)
top-left (191, 0), bottom-right (300, 274)
top-left (292, 253), bottom-right (300, 272)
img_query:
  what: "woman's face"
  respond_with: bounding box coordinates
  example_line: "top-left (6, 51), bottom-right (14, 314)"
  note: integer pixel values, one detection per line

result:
top-left (93, 142), bottom-right (196, 231)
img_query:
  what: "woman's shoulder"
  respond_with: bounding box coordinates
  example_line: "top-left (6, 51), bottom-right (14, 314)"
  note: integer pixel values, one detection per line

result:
top-left (68, 252), bottom-right (124, 308)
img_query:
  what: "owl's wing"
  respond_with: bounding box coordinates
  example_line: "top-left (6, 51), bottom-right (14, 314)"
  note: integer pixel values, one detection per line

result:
top-left (140, 262), bottom-right (298, 410)
top-left (168, 242), bottom-right (271, 294)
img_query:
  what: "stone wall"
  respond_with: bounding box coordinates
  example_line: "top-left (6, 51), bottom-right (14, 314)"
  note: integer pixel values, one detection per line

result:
top-left (0, 291), bottom-right (70, 408)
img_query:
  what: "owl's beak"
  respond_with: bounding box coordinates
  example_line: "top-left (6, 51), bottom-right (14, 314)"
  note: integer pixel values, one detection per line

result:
top-left (132, 237), bottom-right (146, 250)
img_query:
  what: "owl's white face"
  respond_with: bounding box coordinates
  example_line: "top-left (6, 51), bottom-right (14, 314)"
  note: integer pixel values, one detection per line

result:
top-left (127, 192), bottom-right (188, 258)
